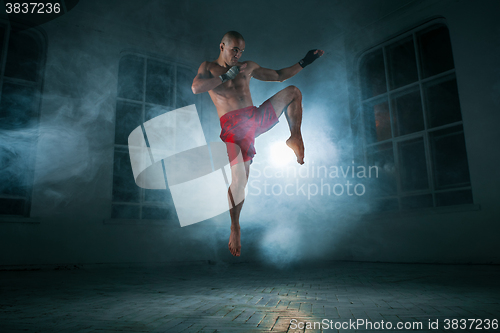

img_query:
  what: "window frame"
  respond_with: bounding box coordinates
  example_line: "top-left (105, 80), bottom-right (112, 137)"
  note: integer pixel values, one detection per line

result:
top-left (110, 51), bottom-right (199, 223)
top-left (0, 20), bottom-right (46, 220)
top-left (355, 18), bottom-right (475, 214)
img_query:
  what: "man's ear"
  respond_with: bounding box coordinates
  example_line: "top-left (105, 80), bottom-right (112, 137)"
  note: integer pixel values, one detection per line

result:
top-left (220, 42), bottom-right (225, 52)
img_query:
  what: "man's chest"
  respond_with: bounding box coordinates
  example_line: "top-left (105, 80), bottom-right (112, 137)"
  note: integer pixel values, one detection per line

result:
top-left (214, 74), bottom-right (250, 95)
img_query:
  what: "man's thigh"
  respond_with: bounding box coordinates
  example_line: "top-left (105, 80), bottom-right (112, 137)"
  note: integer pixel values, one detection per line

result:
top-left (230, 160), bottom-right (251, 184)
top-left (267, 85), bottom-right (298, 118)
top-left (228, 160), bottom-right (251, 206)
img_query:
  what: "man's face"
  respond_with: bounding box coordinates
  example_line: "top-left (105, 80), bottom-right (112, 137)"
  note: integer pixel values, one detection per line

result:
top-left (222, 38), bottom-right (245, 66)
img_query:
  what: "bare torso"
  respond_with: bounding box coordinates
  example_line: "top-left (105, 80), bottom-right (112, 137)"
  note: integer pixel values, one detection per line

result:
top-left (204, 60), bottom-right (259, 118)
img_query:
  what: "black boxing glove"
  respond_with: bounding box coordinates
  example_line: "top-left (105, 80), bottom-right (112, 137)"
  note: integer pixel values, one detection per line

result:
top-left (299, 50), bottom-right (320, 68)
top-left (220, 66), bottom-right (240, 83)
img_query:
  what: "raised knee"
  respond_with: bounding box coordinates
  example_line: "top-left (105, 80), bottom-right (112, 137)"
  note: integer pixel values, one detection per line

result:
top-left (287, 85), bottom-right (302, 98)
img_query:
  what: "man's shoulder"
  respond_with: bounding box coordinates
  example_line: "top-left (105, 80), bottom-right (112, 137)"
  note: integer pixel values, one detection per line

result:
top-left (240, 61), bottom-right (260, 75)
top-left (242, 60), bottom-right (259, 68)
top-left (196, 60), bottom-right (218, 69)
top-left (200, 60), bottom-right (258, 68)
top-left (197, 61), bottom-right (222, 78)
top-left (200, 60), bottom-right (218, 69)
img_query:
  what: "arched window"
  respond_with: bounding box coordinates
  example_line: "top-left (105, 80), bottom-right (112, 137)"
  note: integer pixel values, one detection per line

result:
top-left (0, 23), bottom-right (45, 217)
top-left (359, 21), bottom-right (472, 212)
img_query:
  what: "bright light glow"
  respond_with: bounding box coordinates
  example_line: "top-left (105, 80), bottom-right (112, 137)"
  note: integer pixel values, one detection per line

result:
top-left (270, 141), bottom-right (295, 166)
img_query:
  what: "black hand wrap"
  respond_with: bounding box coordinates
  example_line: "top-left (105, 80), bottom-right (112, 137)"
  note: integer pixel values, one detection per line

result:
top-left (220, 66), bottom-right (240, 83)
top-left (299, 50), bottom-right (320, 68)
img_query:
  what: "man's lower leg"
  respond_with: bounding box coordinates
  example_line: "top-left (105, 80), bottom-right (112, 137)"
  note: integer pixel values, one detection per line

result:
top-left (284, 92), bottom-right (305, 164)
top-left (228, 187), bottom-right (243, 256)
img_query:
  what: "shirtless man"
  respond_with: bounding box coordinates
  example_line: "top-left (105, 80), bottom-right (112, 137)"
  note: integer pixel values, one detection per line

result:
top-left (192, 31), bottom-right (324, 257)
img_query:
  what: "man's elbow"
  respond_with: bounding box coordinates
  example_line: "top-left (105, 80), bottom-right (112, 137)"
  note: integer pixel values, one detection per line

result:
top-left (191, 85), bottom-right (200, 95)
top-left (276, 71), bottom-right (286, 83)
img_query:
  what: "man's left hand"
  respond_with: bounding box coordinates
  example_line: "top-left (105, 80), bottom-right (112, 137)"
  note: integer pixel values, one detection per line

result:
top-left (299, 49), bottom-right (325, 68)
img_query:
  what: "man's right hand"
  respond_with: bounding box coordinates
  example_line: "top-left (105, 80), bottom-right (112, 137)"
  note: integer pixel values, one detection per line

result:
top-left (220, 63), bottom-right (247, 83)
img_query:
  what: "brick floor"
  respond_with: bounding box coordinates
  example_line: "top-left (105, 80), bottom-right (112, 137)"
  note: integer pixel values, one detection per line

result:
top-left (0, 262), bottom-right (499, 332)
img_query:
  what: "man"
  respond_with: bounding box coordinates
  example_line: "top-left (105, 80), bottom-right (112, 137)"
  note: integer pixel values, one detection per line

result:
top-left (192, 31), bottom-right (324, 256)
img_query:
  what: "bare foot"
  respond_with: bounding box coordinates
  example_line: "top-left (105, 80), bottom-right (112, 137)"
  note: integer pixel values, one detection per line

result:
top-left (286, 135), bottom-right (305, 164)
top-left (228, 227), bottom-right (241, 256)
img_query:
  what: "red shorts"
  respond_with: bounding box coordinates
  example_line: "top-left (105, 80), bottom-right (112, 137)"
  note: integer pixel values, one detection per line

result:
top-left (219, 100), bottom-right (279, 166)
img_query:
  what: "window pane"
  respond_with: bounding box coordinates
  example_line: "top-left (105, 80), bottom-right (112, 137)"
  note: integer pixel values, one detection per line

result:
top-left (0, 26), bottom-right (5, 62)
top-left (0, 198), bottom-right (25, 215)
top-left (430, 126), bottom-right (470, 189)
top-left (145, 105), bottom-right (171, 123)
top-left (398, 138), bottom-right (428, 192)
top-left (117, 55), bottom-right (144, 101)
top-left (387, 37), bottom-right (418, 90)
top-left (0, 144), bottom-right (31, 196)
top-left (111, 204), bottom-right (140, 219)
top-left (401, 194), bottom-right (433, 210)
top-left (364, 100), bottom-right (391, 143)
top-left (0, 83), bottom-right (36, 129)
top-left (144, 189), bottom-right (172, 203)
top-left (436, 190), bottom-right (472, 207)
top-left (367, 142), bottom-right (397, 196)
top-left (142, 205), bottom-right (177, 221)
top-left (112, 149), bottom-right (140, 203)
top-left (114, 102), bottom-right (142, 146)
top-left (392, 89), bottom-right (424, 136)
top-left (146, 60), bottom-right (174, 106)
top-left (371, 198), bottom-right (399, 212)
top-left (418, 25), bottom-right (454, 78)
top-left (176, 67), bottom-right (196, 108)
top-left (424, 78), bottom-right (461, 128)
top-left (5, 32), bottom-right (40, 82)
top-left (360, 49), bottom-right (386, 99)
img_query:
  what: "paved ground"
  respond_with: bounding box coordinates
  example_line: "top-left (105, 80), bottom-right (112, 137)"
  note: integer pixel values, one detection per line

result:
top-left (0, 262), bottom-right (499, 332)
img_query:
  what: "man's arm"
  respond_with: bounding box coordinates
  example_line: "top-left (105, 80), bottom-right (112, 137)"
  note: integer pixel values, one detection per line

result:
top-left (191, 62), bottom-right (222, 94)
top-left (251, 62), bottom-right (303, 82)
top-left (251, 49), bottom-right (325, 82)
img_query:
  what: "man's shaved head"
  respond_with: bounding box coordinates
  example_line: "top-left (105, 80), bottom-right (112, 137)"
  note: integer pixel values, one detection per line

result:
top-left (221, 31), bottom-right (245, 44)
top-left (219, 31), bottom-right (245, 66)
